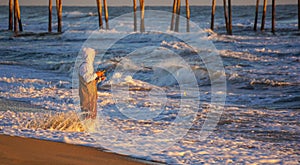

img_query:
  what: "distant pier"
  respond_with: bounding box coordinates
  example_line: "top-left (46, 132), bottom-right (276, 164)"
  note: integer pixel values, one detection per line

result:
top-left (5, 0), bottom-right (300, 35)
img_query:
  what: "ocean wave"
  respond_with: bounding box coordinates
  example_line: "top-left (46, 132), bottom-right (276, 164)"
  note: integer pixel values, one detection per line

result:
top-left (250, 78), bottom-right (292, 87)
top-left (22, 111), bottom-right (84, 132)
top-left (64, 11), bottom-right (96, 18)
top-left (0, 77), bottom-right (49, 85)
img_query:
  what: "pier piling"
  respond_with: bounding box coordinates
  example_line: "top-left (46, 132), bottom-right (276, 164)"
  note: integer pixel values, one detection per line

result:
top-left (170, 0), bottom-right (177, 31)
top-left (104, 0), bottom-right (109, 29)
top-left (13, 0), bottom-right (17, 32)
top-left (186, 0), bottom-right (190, 19)
top-left (228, 0), bottom-right (232, 34)
top-left (210, 0), bottom-right (216, 30)
top-left (223, 0), bottom-right (229, 33)
top-left (133, 0), bottom-right (137, 31)
top-left (139, 0), bottom-right (145, 32)
top-left (254, 0), bottom-right (259, 31)
top-left (272, 0), bottom-right (276, 33)
top-left (96, 0), bottom-right (103, 29)
top-left (14, 0), bottom-right (22, 32)
top-left (261, 0), bottom-right (267, 31)
top-left (175, 0), bottom-right (181, 32)
top-left (56, 0), bottom-right (62, 32)
top-left (4, 0), bottom-right (299, 35)
top-left (186, 0), bottom-right (190, 32)
top-left (48, 0), bottom-right (52, 32)
top-left (8, 0), bottom-right (13, 30)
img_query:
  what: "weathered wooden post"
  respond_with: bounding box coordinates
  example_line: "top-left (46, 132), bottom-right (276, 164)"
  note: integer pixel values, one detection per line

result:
top-left (9, 0), bottom-right (13, 30)
top-left (175, 0), bottom-right (181, 32)
top-left (186, 0), bottom-right (190, 19)
top-left (223, 0), bottom-right (229, 33)
top-left (261, 0), bottom-right (267, 31)
top-left (272, 0), bottom-right (276, 33)
top-left (210, 0), bottom-right (216, 31)
top-left (133, 0), bottom-right (137, 31)
top-left (228, 0), bottom-right (232, 34)
top-left (48, 0), bottom-right (52, 32)
top-left (186, 0), bottom-right (190, 32)
top-left (103, 0), bottom-right (109, 29)
top-left (96, 0), bottom-right (103, 29)
top-left (56, 0), bottom-right (62, 32)
top-left (14, 0), bottom-right (17, 32)
top-left (15, 0), bottom-right (23, 31)
top-left (140, 0), bottom-right (145, 32)
top-left (254, 0), bottom-right (260, 31)
top-left (14, 0), bottom-right (22, 32)
top-left (170, 0), bottom-right (177, 31)
top-left (176, 0), bottom-right (181, 15)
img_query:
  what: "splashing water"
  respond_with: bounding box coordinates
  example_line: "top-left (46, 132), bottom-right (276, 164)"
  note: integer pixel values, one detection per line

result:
top-left (22, 111), bottom-right (85, 132)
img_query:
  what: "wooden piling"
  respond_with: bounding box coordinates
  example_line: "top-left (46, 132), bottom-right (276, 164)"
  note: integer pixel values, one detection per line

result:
top-left (223, 0), bottom-right (229, 33)
top-left (9, 0), bottom-right (13, 30)
top-left (48, 0), bottom-right (52, 32)
top-left (170, 0), bottom-right (177, 31)
top-left (254, 0), bottom-right (260, 31)
top-left (176, 0), bottom-right (181, 15)
top-left (133, 0), bottom-right (137, 31)
top-left (272, 0), bottom-right (276, 33)
top-left (103, 0), bottom-right (109, 29)
top-left (14, 0), bottom-right (23, 32)
top-left (261, 0), bottom-right (267, 31)
top-left (228, 0), bottom-right (232, 34)
top-left (186, 0), bottom-right (190, 33)
top-left (175, 0), bottom-right (181, 32)
top-left (56, 0), bottom-right (62, 32)
top-left (14, 0), bottom-right (17, 32)
top-left (211, 0), bottom-right (216, 31)
top-left (96, 0), bottom-right (103, 29)
top-left (186, 0), bottom-right (190, 19)
top-left (173, 0), bottom-right (178, 14)
top-left (186, 19), bottom-right (190, 32)
top-left (140, 0), bottom-right (145, 32)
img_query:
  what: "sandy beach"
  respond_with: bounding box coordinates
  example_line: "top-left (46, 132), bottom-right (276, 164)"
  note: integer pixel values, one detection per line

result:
top-left (0, 4), bottom-right (299, 164)
top-left (0, 134), bottom-right (152, 165)
top-left (0, 98), bottom-right (160, 165)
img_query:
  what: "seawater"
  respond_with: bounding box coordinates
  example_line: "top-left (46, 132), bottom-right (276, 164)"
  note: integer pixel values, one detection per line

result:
top-left (0, 5), bottom-right (299, 164)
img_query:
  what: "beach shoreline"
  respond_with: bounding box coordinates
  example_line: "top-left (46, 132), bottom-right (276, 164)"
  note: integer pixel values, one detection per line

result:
top-left (0, 134), bottom-right (161, 165)
top-left (0, 98), bottom-right (163, 165)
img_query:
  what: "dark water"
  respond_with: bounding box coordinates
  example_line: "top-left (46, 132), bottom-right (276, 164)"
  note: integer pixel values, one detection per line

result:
top-left (0, 5), bottom-right (299, 164)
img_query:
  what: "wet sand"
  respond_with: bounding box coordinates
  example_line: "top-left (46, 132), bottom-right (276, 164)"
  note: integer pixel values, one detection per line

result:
top-left (0, 134), bottom-right (151, 165)
top-left (0, 98), bottom-right (162, 165)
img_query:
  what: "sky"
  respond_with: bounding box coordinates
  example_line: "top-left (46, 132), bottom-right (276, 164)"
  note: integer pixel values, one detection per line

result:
top-left (0, 0), bottom-right (297, 6)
